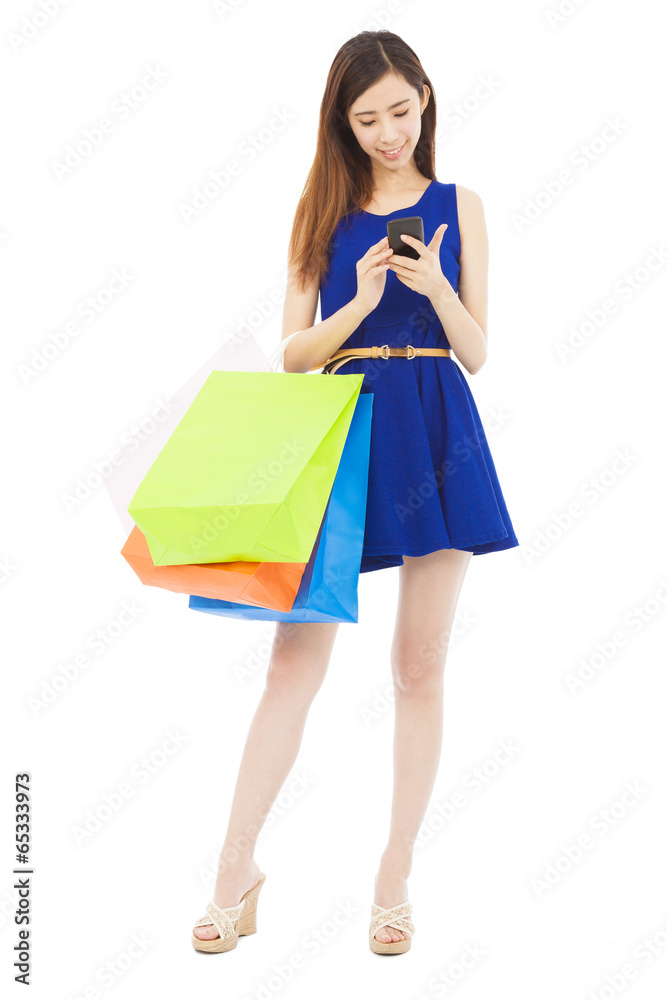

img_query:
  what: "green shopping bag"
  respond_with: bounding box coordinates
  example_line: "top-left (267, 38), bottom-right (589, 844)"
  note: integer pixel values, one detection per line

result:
top-left (128, 370), bottom-right (364, 566)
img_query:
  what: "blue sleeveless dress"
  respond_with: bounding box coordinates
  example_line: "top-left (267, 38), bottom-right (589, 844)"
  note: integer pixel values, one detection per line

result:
top-left (319, 179), bottom-right (519, 573)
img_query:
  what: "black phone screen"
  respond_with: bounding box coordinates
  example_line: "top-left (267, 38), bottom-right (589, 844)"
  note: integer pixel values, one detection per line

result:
top-left (386, 216), bottom-right (425, 260)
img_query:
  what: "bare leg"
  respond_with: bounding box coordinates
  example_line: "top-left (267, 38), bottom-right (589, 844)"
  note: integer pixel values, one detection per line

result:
top-left (193, 619), bottom-right (339, 940)
top-left (373, 547), bottom-right (472, 944)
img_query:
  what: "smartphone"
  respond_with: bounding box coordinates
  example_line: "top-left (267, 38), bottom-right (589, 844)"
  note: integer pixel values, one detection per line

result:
top-left (386, 216), bottom-right (424, 260)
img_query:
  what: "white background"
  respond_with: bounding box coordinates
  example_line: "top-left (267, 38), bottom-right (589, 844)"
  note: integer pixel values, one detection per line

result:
top-left (2, 0), bottom-right (666, 997)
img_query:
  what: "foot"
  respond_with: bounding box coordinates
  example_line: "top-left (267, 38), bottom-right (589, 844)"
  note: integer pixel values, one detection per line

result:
top-left (373, 864), bottom-right (411, 944)
top-left (192, 857), bottom-right (263, 941)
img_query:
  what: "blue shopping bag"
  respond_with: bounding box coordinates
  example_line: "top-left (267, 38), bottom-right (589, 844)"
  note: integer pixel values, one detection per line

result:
top-left (188, 392), bottom-right (373, 623)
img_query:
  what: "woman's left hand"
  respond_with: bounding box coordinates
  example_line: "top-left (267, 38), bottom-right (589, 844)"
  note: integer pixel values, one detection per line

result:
top-left (386, 223), bottom-right (452, 301)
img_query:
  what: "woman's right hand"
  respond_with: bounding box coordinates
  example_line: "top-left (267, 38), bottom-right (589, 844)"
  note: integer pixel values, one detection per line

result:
top-left (353, 236), bottom-right (393, 317)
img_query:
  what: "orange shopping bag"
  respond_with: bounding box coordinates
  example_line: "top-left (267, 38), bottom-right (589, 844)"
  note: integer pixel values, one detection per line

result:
top-left (121, 525), bottom-right (306, 612)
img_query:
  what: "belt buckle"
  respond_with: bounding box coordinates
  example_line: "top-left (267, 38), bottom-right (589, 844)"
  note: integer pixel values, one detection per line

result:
top-left (406, 344), bottom-right (416, 359)
top-left (377, 344), bottom-right (391, 359)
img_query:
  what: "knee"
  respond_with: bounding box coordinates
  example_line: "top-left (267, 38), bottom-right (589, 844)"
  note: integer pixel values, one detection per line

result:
top-left (390, 639), bottom-right (446, 695)
top-left (264, 652), bottom-right (327, 702)
top-left (264, 625), bottom-right (334, 702)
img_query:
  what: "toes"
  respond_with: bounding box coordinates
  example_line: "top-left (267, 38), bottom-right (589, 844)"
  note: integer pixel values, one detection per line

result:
top-left (193, 924), bottom-right (219, 941)
top-left (375, 925), bottom-right (407, 943)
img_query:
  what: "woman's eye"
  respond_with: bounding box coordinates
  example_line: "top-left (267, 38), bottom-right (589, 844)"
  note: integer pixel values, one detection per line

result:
top-left (360, 110), bottom-right (409, 128)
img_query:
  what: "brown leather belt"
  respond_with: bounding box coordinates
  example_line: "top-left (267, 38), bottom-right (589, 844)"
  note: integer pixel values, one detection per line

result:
top-left (310, 344), bottom-right (452, 375)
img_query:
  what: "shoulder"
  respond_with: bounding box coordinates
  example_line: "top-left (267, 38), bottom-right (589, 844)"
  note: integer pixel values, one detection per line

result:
top-left (453, 185), bottom-right (487, 245)
top-left (454, 184), bottom-right (485, 216)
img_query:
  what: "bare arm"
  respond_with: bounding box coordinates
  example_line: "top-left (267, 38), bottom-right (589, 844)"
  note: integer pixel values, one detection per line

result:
top-left (430, 185), bottom-right (489, 375)
top-left (280, 267), bottom-right (367, 374)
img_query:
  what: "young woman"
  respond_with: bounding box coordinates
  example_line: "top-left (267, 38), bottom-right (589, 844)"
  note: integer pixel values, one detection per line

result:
top-left (192, 29), bottom-right (519, 956)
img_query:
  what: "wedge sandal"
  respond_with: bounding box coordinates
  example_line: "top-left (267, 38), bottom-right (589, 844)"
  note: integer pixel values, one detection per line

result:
top-left (369, 900), bottom-right (415, 954)
top-left (191, 874), bottom-right (267, 953)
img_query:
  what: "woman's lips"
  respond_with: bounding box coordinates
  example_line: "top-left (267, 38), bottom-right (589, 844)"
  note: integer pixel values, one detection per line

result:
top-left (378, 142), bottom-right (405, 159)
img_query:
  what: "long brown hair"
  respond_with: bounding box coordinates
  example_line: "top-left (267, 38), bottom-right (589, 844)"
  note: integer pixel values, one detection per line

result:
top-left (288, 30), bottom-right (437, 293)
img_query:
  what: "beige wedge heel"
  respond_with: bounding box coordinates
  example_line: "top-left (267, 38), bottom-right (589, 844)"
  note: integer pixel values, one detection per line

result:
top-left (369, 900), bottom-right (415, 954)
top-left (191, 874), bottom-right (267, 953)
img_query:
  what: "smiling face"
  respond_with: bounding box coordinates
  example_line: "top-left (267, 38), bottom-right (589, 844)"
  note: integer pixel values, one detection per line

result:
top-left (347, 72), bottom-right (429, 176)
